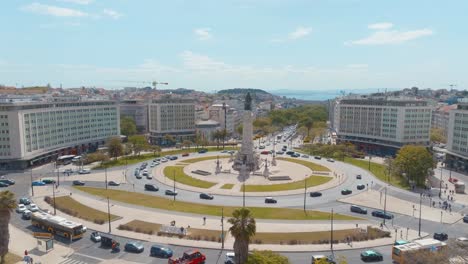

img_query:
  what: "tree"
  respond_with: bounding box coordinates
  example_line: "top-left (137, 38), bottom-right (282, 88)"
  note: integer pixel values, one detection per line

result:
top-left (150, 145), bottom-right (161, 156)
top-left (246, 250), bottom-right (290, 264)
top-left (182, 140), bottom-right (192, 149)
top-left (0, 191), bottom-right (16, 264)
top-left (106, 137), bottom-right (124, 159)
top-left (120, 116), bottom-right (137, 136)
top-left (128, 135), bottom-right (149, 156)
top-left (394, 145), bottom-right (435, 186)
top-left (212, 130), bottom-right (224, 149)
top-left (299, 116), bottom-right (314, 138)
top-left (83, 152), bottom-right (109, 164)
top-left (430, 128), bottom-right (446, 143)
top-left (164, 134), bottom-right (176, 146)
top-left (228, 208), bottom-right (256, 264)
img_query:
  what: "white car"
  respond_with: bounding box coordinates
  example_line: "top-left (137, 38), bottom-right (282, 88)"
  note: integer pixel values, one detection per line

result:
top-left (146, 175), bottom-right (153, 179)
top-left (16, 204), bottom-right (26, 213)
top-left (28, 203), bottom-right (39, 212)
top-left (78, 169), bottom-right (91, 174)
top-left (161, 158), bottom-right (168, 163)
top-left (225, 252), bottom-right (235, 264)
top-left (150, 163), bottom-right (156, 167)
top-left (456, 237), bottom-right (468, 243)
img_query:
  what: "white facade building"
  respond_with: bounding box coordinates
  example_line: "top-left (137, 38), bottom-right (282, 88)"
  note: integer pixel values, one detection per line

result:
top-left (446, 102), bottom-right (468, 173)
top-left (0, 99), bottom-right (120, 169)
top-left (208, 104), bottom-right (237, 135)
top-left (195, 119), bottom-right (220, 141)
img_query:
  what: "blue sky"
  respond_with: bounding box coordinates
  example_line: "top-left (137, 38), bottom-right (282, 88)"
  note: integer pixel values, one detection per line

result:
top-left (1, 0), bottom-right (467, 92)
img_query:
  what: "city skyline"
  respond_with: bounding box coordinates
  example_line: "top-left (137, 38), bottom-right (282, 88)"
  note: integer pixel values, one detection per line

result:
top-left (1, 0), bottom-right (467, 91)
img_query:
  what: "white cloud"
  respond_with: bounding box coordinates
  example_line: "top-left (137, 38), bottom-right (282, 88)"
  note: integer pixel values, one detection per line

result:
top-left (348, 28), bottom-right (433, 45)
top-left (22, 3), bottom-right (88, 17)
top-left (193, 28), bottom-right (213, 40)
top-left (288, 26), bottom-right (312, 40)
top-left (368, 22), bottom-right (393, 30)
top-left (58, 0), bottom-right (93, 5)
top-left (103, 9), bottom-right (123, 19)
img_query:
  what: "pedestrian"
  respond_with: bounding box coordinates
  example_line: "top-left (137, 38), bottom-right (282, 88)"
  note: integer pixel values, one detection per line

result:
top-left (400, 230), bottom-right (403, 238)
top-left (29, 257), bottom-right (33, 264)
top-left (24, 250), bottom-right (28, 256)
top-left (203, 217), bottom-right (206, 225)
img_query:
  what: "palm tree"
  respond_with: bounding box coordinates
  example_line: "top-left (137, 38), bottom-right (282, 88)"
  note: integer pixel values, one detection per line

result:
top-left (228, 208), bottom-right (256, 264)
top-left (0, 191), bottom-right (16, 264)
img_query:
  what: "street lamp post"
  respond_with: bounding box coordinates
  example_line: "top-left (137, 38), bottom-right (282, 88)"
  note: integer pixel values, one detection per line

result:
top-left (52, 183), bottom-right (56, 215)
top-left (439, 167), bottom-right (443, 198)
top-left (383, 186), bottom-right (388, 225)
top-left (330, 208), bottom-right (334, 253)
top-left (418, 193), bottom-right (422, 237)
top-left (30, 168), bottom-right (34, 197)
top-left (221, 208), bottom-right (224, 249)
top-left (223, 102), bottom-right (227, 150)
top-left (56, 161), bottom-right (60, 186)
top-left (105, 167), bottom-right (108, 190)
top-left (303, 174), bottom-right (307, 211)
top-left (107, 197), bottom-right (111, 233)
top-left (173, 171), bottom-right (176, 201)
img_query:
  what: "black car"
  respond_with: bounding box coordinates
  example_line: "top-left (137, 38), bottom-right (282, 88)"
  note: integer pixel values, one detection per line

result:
top-left (433, 232), bottom-right (448, 241)
top-left (310, 192), bottom-right (322, 197)
top-left (0, 179), bottom-right (15, 185)
top-left (463, 215), bottom-right (468, 223)
top-left (165, 190), bottom-right (178, 196)
top-left (198, 149), bottom-right (208, 154)
top-left (144, 184), bottom-right (159, 191)
top-left (199, 193), bottom-right (214, 200)
top-left (264, 197), bottom-right (277, 204)
top-left (42, 179), bottom-right (56, 184)
top-left (108, 181), bottom-right (120, 186)
top-left (341, 189), bottom-right (352, 195)
top-left (72, 180), bottom-right (85, 186)
top-left (291, 153), bottom-right (300, 158)
top-left (286, 151), bottom-right (295, 155)
top-left (350, 205), bottom-right (367, 214)
top-left (125, 241), bottom-right (144, 253)
top-left (0, 182), bottom-right (8, 188)
top-left (356, 174), bottom-right (362, 180)
top-left (168, 156), bottom-right (178, 160)
top-left (314, 156), bottom-right (322, 160)
top-left (357, 184), bottom-right (365, 190)
top-left (371, 210), bottom-right (394, 219)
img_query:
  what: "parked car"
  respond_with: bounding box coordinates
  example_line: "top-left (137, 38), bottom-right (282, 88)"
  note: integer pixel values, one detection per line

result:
top-left (225, 252), bottom-right (235, 264)
top-left (63, 169), bottom-right (73, 174)
top-left (42, 178), bottom-right (56, 184)
top-left (136, 174), bottom-right (142, 179)
top-left (182, 153), bottom-right (190, 157)
top-left (16, 204), bottom-right (27, 213)
top-left (161, 158), bottom-right (168, 163)
top-left (360, 250), bottom-right (383, 262)
top-left (200, 193), bottom-right (214, 200)
top-left (311, 255), bottom-right (336, 264)
top-left (433, 232), bottom-right (448, 241)
top-left (463, 215), bottom-right (468, 223)
top-left (456, 237), bottom-right (468, 244)
top-left (0, 179), bottom-right (15, 185)
top-left (146, 174), bottom-right (153, 179)
top-left (258, 145), bottom-right (265, 149)
top-left (169, 156), bottom-right (178, 160)
top-left (0, 182), bottom-right (8, 188)
top-left (150, 244), bottom-right (173, 258)
top-left (314, 156), bottom-right (322, 160)
top-left (449, 178), bottom-right (459, 184)
top-left (28, 203), bottom-right (39, 212)
top-left (22, 210), bottom-right (32, 220)
top-left (90, 231), bottom-right (101, 242)
top-left (327, 158), bottom-right (335, 162)
top-left (292, 153), bottom-right (300, 158)
top-left (357, 184), bottom-right (366, 190)
top-left (260, 150), bottom-right (270, 155)
top-left (356, 174), bottom-right (362, 179)
top-left (125, 241), bottom-right (144, 253)
top-left (301, 154), bottom-right (310, 158)
top-left (78, 169), bottom-right (91, 174)
top-left (350, 205), bottom-right (367, 214)
top-left (276, 151), bottom-right (284, 155)
top-left (286, 151), bottom-right (295, 155)
top-left (371, 210), bottom-right (394, 219)
top-left (32, 181), bottom-right (45, 186)
top-left (73, 180), bottom-right (85, 186)
top-left (108, 181), bottom-right (120, 186)
top-left (265, 197), bottom-right (277, 204)
top-left (310, 192), bottom-right (322, 197)
top-left (144, 184), bottom-right (159, 191)
top-left (19, 197), bottom-right (31, 205)
top-left (198, 149), bottom-right (208, 154)
top-left (341, 189), bottom-right (352, 195)
top-left (165, 190), bottom-right (178, 196)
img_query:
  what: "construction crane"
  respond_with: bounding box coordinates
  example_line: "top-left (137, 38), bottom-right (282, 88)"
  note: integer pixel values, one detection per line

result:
top-left (112, 80), bottom-right (168, 90)
top-left (448, 84), bottom-right (457, 92)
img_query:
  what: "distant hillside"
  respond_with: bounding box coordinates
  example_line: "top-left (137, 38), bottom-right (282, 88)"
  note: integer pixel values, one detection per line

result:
top-left (217, 88), bottom-right (270, 95)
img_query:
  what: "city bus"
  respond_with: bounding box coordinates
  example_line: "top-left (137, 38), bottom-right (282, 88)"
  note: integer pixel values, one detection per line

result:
top-left (31, 211), bottom-right (86, 241)
top-left (56, 155), bottom-right (76, 165)
top-left (392, 238), bottom-right (446, 264)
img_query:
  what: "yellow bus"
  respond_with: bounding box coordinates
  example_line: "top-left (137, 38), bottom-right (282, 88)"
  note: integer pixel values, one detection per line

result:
top-left (31, 211), bottom-right (86, 241)
top-left (392, 238), bottom-right (446, 264)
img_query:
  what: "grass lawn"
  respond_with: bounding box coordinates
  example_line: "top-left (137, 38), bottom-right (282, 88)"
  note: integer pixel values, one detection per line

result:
top-left (220, 183), bottom-right (234, 189)
top-left (5, 253), bottom-right (22, 264)
top-left (47, 196), bottom-right (120, 224)
top-left (343, 157), bottom-right (409, 190)
top-left (242, 175), bottom-right (331, 192)
top-left (276, 157), bottom-right (330, 172)
top-left (74, 186), bottom-right (360, 221)
top-left (182, 155), bottom-right (230, 163)
top-left (118, 220), bottom-right (161, 235)
top-left (163, 166), bottom-right (217, 189)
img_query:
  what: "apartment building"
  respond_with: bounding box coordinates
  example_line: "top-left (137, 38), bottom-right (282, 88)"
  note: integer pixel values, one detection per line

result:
top-left (446, 102), bottom-right (468, 173)
top-left (0, 99), bottom-right (120, 169)
top-left (148, 98), bottom-right (195, 145)
top-left (432, 104), bottom-right (457, 137)
top-left (208, 104), bottom-right (237, 135)
top-left (119, 99), bottom-right (148, 133)
top-left (336, 97), bottom-right (432, 155)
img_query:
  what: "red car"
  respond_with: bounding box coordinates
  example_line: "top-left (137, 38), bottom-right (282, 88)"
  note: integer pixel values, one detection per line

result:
top-left (168, 250), bottom-right (206, 264)
top-left (182, 153), bottom-right (190, 157)
top-left (449, 178), bottom-right (458, 184)
top-left (260, 150), bottom-right (270, 155)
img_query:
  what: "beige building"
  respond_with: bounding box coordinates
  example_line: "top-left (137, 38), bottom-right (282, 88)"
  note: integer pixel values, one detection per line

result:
top-left (446, 102), bottom-right (468, 173)
top-left (148, 98), bottom-right (195, 146)
top-left (0, 99), bottom-right (120, 169)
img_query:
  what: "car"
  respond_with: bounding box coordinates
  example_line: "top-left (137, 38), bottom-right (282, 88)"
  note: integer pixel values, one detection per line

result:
top-left (314, 156), bottom-right (322, 160)
top-left (310, 192), bottom-right (322, 197)
top-left (16, 204), bottom-right (27, 213)
top-left (198, 149), bottom-right (208, 154)
top-left (371, 210), bottom-right (394, 219)
top-left (108, 181), bottom-right (120, 186)
top-left (0, 182), bottom-right (8, 188)
top-left (356, 174), bottom-right (362, 179)
top-left (182, 153), bottom-right (190, 157)
top-left (165, 190), bottom-right (178, 196)
top-left (32, 181), bottom-right (45, 186)
top-left (42, 178), bottom-right (56, 184)
top-left (154, 158), bottom-right (161, 162)
top-left (73, 180), bottom-right (85, 186)
top-left (258, 145), bottom-right (265, 149)
top-left (311, 255), bottom-right (336, 264)
top-left (301, 154), bottom-right (309, 158)
top-left (433, 232), bottom-right (448, 241)
top-left (327, 158), bottom-right (335, 162)
top-left (225, 252), bottom-right (235, 264)
top-left (360, 250), bottom-right (383, 262)
top-left (357, 184), bottom-right (366, 190)
top-left (168, 156), bottom-right (178, 160)
top-left (350, 205), bottom-right (367, 214)
top-left (28, 203), bottom-right (39, 212)
top-left (292, 153), bottom-right (300, 158)
top-left (221, 150), bottom-right (228, 153)
top-left (146, 175), bottom-right (153, 179)
top-left (63, 168), bottom-right (73, 174)
top-left (22, 210), bottom-right (32, 220)
top-left (125, 241), bottom-right (144, 253)
top-left (78, 169), bottom-right (91, 174)
top-left (144, 184), bottom-right (159, 191)
top-left (136, 173), bottom-right (142, 179)
top-left (19, 197), bottom-right (31, 205)
top-left (169, 250), bottom-right (206, 264)
top-left (449, 178), bottom-right (459, 184)
top-left (161, 158), bottom-right (168, 163)
top-left (394, 240), bottom-right (409, 246)
top-left (260, 150), bottom-right (270, 155)
top-left (456, 237), bottom-right (468, 244)
top-left (0, 179), bottom-right (15, 185)
top-left (228, 150), bottom-right (235, 154)
top-left (286, 151), bottom-right (295, 155)
top-left (200, 193), bottom-right (214, 200)
top-left (463, 215), bottom-right (468, 223)
top-left (341, 189), bottom-right (352, 195)
top-left (276, 151), bottom-right (284, 155)
top-left (90, 231), bottom-right (101, 242)
top-left (150, 163), bottom-right (156, 168)
top-left (150, 244), bottom-right (173, 258)
top-left (265, 197), bottom-right (277, 203)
